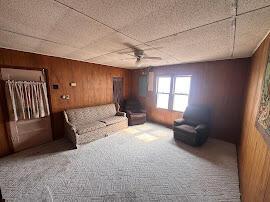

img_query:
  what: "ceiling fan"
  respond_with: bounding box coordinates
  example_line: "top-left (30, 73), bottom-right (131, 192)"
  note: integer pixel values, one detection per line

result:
top-left (119, 43), bottom-right (162, 66)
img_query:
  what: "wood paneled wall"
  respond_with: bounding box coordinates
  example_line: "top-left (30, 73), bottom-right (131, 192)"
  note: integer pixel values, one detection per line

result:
top-left (131, 58), bottom-right (250, 144)
top-left (238, 34), bottom-right (270, 201)
top-left (0, 48), bottom-right (131, 157)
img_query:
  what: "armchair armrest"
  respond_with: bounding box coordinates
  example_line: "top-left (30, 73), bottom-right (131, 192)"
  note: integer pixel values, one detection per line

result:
top-left (173, 119), bottom-right (186, 126)
top-left (195, 124), bottom-right (208, 133)
top-left (116, 111), bottom-right (126, 117)
top-left (125, 110), bottom-right (132, 116)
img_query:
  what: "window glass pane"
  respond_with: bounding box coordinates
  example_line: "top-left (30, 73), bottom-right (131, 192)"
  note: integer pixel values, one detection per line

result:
top-left (174, 76), bottom-right (191, 94)
top-left (157, 93), bottom-right (169, 109)
top-left (173, 94), bottom-right (189, 112)
top-left (157, 77), bottom-right (171, 93)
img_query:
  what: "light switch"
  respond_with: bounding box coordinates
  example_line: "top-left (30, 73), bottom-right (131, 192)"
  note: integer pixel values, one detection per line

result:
top-left (52, 84), bottom-right (59, 89)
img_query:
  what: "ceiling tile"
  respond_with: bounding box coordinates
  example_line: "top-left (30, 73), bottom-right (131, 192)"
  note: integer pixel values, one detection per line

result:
top-left (146, 19), bottom-right (233, 64)
top-left (81, 33), bottom-right (140, 60)
top-left (64, 49), bottom-right (98, 61)
top-left (234, 6), bottom-right (270, 58)
top-left (0, 30), bottom-right (79, 58)
top-left (0, 0), bottom-right (121, 49)
top-left (59, 0), bottom-right (234, 42)
top-left (237, 0), bottom-right (270, 14)
top-left (58, 0), bottom-right (176, 30)
top-left (64, 33), bottom-right (140, 61)
top-left (0, 0), bottom-right (66, 38)
top-left (0, 0), bottom-right (141, 60)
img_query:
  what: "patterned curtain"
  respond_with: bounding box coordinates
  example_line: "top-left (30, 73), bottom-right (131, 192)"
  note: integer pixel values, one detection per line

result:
top-left (6, 80), bottom-right (50, 121)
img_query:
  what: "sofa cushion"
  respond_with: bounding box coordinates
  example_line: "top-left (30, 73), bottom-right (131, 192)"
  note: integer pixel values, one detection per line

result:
top-left (76, 121), bottom-right (106, 135)
top-left (65, 104), bottom-right (116, 126)
top-left (96, 104), bottom-right (117, 120)
top-left (66, 107), bottom-right (99, 126)
top-left (100, 116), bottom-right (127, 126)
top-left (174, 124), bottom-right (197, 134)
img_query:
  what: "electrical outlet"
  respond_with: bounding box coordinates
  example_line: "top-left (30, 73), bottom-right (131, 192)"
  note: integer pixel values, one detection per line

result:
top-left (61, 95), bottom-right (70, 100)
top-left (70, 82), bottom-right (76, 87)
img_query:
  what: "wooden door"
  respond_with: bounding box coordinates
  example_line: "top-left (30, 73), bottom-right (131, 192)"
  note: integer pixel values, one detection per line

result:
top-left (113, 77), bottom-right (124, 106)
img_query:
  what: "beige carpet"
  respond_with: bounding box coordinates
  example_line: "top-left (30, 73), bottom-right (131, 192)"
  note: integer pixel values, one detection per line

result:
top-left (0, 123), bottom-right (240, 201)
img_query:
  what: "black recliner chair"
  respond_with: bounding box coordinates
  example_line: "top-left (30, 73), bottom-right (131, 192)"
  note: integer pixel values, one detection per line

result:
top-left (124, 99), bottom-right (146, 126)
top-left (173, 105), bottom-right (210, 146)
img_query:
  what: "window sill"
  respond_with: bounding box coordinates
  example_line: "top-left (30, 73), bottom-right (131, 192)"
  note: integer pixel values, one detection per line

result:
top-left (156, 107), bottom-right (184, 113)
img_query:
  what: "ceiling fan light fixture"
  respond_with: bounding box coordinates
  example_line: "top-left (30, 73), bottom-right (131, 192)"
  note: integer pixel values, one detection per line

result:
top-left (120, 43), bottom-right (162, 66)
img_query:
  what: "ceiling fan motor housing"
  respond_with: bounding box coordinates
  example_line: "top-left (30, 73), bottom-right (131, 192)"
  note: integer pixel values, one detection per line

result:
top-left (135, 50), bottom-right (144, 59)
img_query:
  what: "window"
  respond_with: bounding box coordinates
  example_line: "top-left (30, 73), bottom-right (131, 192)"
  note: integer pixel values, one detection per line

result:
top-left (156, 76), bottom-right (171, 109)
top-left (173, 76), bottom-right (191, 112)
top-left (156, 75), bottom-right (191, 112)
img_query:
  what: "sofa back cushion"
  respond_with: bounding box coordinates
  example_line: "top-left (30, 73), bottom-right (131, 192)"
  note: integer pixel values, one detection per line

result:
top-left (95, 104), bottom-right (117, 120)
top-left (65, 104), bottom-right (116, 126)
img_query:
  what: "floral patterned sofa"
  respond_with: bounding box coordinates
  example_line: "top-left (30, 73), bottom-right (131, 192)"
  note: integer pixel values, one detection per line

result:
top-left (64, 103), bottom-right (128, 148)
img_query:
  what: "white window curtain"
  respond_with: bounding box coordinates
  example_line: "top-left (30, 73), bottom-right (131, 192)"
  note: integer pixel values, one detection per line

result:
top-left (6, 80), bottom-right (50, 121)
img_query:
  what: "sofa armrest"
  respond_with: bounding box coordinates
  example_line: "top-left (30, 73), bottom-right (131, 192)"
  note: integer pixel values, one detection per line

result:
top-left (63, 111), bottom-right (76, 131)
top-left (65, 121), bottom-right (76, 132)
top-left (63, 111), bottom-right (78, 147)
top-left (116, 111), bottom-right (126, 117)
top-left (174, 119), bottom-right (186, 126)
top-left (195, 124), bottom-right (208, 133)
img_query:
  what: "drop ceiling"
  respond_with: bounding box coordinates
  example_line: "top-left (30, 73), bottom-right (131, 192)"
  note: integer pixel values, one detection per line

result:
top-left (0, 0), bottom-right (269, 69)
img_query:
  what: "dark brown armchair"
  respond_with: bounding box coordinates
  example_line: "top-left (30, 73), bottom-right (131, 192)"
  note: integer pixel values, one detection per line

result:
top-left (124, 99), bottom-right (146, 126)
top-left (173, 105), bottom-right (210, 146)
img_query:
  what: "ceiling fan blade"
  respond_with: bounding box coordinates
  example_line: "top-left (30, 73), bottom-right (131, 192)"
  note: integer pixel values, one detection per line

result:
top-left (119, 44), bottom-right (163, 55)
top-left (123, 43), bottom-right (142, 51)
top-left (118, 50), bottom-right (135, 54)
top-left (127, 53), bottom-right (135, 57)
top-left (142, 47), bottom-right (163, 51)
top-left (121, 58), bottom-right (135, 60)
top-left (143, 56), bottom-right (162, 60)
top-left (117, 42), bottom-right (144, 55)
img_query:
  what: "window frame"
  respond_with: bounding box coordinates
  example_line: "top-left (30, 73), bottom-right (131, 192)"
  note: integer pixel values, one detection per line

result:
top-left (155, 74), bottom-right (192, 112)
